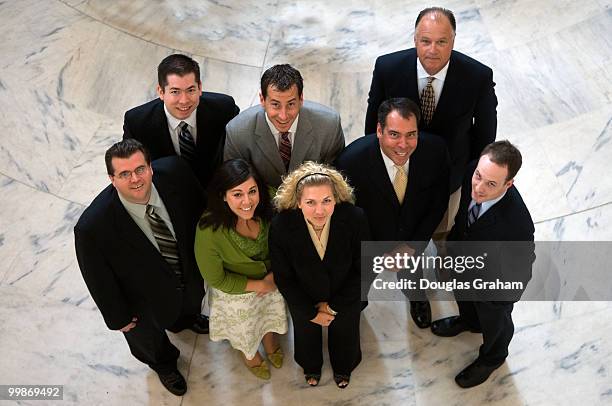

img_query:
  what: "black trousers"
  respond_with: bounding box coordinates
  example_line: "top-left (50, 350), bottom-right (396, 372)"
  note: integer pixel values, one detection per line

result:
top-left (123, 295), bottom-right (200, 372)
top-left (457, 300), bottom-right (514, 366)
top-left (290, 304), bottom-right (362, 376)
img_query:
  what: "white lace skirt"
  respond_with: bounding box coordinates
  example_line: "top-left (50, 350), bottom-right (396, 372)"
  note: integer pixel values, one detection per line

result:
top-left (208, 288), bottom-right (288, 359)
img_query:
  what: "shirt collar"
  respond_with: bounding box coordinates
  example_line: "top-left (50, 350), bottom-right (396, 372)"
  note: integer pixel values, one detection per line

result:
top-left (164, 104), bottom-right (197, 130)
top-left (264, 112), bottom-right (299, 137)
top-left (118, 183), bottom-right (161, 219)
top-left (379, 147), bottom-right (409, 173)
top-left (470, 190), bottom-right (507, 214)
top-left (416, 57), bottom-right (450, 82)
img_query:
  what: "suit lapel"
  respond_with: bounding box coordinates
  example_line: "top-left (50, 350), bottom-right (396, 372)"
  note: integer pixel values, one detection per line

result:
top-left (366, 137), bottom-right (400, 209)
top-left (431, 52), bottom-right (460, 126)
top-left (110, 190), bottom-right (166, 264)
top-left (152, 102), bottom-right (177, 155)
top-left (254, 110), bottom-right (286, 175)
top-left (290, 112), bottom-right (313, 171)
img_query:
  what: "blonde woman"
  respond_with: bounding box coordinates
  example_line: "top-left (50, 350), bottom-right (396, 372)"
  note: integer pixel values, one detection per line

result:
top-left (269, 161), bottom-right (370, 388)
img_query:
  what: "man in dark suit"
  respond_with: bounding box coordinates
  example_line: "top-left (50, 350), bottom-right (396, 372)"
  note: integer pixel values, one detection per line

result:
top-left (431, 140), bottom-right (535, 388)
top-left (336, 98), bottom-right (450, 328)
top-left (74, 140), bottom-right (208, 396)
top-left (123, 54), bottom-right (239, 188)
top-left (364, 7), bottom-right (497, 239)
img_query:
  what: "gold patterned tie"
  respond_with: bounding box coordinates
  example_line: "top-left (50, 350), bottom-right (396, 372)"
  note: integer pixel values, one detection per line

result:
top-left (393, 165), bottom-right (407, 204)
top-left (420, 76), bottom-right (436, 125)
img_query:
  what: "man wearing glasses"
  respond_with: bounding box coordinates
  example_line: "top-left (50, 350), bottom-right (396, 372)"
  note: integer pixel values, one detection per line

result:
top-left (74, 139), bottom-right (206, 396)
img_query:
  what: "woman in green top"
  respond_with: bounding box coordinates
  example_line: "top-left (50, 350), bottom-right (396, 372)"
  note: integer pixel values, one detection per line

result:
top-left (195, 159), bottom-right (287, 380)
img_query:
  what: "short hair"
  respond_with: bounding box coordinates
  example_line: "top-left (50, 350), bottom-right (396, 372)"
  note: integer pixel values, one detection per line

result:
top-left (157, 54), bottom-right (201, 89)
top-left (274, 161), bottom-right (354, 211)
top-left (377, 98), bottom-right (421, 130)
top-left (260, 64), bottom-right (304, 99)
top-left (481, 140), bottom-right (523, 182)
top-left (198, 159), bottom-right (272, 231)
top-left (415, 7), bottom-right (456, 33)
top-left (105, 139), bottom-right (151, 176)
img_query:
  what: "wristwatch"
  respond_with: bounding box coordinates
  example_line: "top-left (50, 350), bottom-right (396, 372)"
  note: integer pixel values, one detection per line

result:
top-left (326, 304), bottom-right (338, 316)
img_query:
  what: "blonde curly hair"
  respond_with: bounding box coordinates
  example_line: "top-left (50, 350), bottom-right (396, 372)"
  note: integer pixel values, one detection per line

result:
top-left (274, 161), bottom-right (354, 211)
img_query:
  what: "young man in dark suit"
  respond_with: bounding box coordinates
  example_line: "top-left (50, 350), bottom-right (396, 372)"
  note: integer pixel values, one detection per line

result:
top-left (431, 140), bottom-right (535, 388)
top-left (336, 98), bottom-right (450, 328)
top-left (123, 54), bottom-right (239, 188)
top-left (74, 140), bottom-right (208, 396)
top-left (365, 7), bottom-right (498, 239)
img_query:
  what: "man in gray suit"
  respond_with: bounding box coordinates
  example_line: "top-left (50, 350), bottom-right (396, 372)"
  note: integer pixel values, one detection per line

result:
top-left (224, 64), bottom-right (345, 188)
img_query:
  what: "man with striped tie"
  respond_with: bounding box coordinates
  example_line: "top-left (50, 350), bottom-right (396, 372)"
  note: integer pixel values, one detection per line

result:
top-left (431, 140), bottom-right (535, 388)
top-left (123, 54), bottom-right (239, 188)
top-left (224, 64), bottom-right (345, 190)
top-left (74, 140), bottom-right (207, 396)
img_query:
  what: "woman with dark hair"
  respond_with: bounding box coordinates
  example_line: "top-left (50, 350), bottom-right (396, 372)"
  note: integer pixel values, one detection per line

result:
top-left (195, 159), bottom-right (287, 380)
top-left (270, 161), bottom-right (370, 388)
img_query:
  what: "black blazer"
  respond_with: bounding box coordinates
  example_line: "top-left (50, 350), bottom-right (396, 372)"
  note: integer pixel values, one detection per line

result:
top-left (335, 133), bottom-right (449, 250)
top-left (448, 164), bottom-right (535, 301)
top-left (364, 48), bottom-right (498, 191)
top-left (74, 157), bottom-right (206, 330)
top-left (123, 92), bottom-right (239, 187)
top-left (269, 203), bottom-right (370, 321)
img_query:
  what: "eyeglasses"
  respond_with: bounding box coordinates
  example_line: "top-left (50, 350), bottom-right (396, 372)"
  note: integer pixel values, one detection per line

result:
top-left (113, 165), bottom-right (148, 180)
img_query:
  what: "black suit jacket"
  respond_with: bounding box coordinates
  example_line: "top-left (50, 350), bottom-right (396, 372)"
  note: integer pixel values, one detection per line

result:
top-left (365, 49), bottom-right (497, 191)
top-left (448, 164), bottom-right (535, 301)
top-left (269, 203), bottom-right (370, 321)
top-left (335, 133), bottom-right (449, 250)
top-left (123, 92), bottom-right (239, 188)
top-left (74, 157), bottom-right (206, 330)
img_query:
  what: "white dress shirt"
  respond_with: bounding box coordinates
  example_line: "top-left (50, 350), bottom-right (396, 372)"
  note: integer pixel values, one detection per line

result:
top-left (164, 105), bottom-right (198, 156)
top-left (416, 58), bottom-right (450, 109)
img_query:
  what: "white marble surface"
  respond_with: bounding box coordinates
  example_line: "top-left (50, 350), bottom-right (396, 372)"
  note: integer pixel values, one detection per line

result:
top-left (1, 0), bottom-right (612, 404)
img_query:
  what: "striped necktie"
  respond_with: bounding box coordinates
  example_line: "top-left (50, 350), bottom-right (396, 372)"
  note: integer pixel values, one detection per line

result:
top-left (179, 122), bottom-right (197, 164)
top-left (279, 131), bottom-right (292, 170)
top-left (467, 202), bottom-right (482, 227)
top-left (420, 77), bottom-right (436, 125)
top-left (146, 204), bottom-right (184, 288)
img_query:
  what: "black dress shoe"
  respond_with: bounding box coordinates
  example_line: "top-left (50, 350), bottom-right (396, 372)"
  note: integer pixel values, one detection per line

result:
top-left (455, 359), bottom-right (503, 388)
top-left (189, 314), bottom-right (209, 334)
top-left (431, 316), bottom-right (481, 337)
top-left (409, 300), bottom-right (431, 328)
top-left (157, 369), bottom-right (187, 396)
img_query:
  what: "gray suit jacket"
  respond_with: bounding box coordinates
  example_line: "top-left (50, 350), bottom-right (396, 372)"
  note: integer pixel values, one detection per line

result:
top-left (224, 100), bottom-right (345, 188)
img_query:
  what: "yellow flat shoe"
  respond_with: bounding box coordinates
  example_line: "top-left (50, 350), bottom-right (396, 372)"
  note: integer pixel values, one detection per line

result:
top-left (246, 360), bottom-right (271, 380)
top-left (266, 347), bottom-right (284, 369)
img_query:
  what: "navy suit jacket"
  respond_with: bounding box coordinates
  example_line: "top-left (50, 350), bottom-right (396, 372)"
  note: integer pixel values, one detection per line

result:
top-left (365, 48), bottom-right (497, 191)
top-left (74, 157), bottom-right (206, 330)
top-left (123, 92), bottom-right (239, 188)
top-left (448, 163), bottom-right (535, 301)
top-left (335, 133), bottom-right (449, 250)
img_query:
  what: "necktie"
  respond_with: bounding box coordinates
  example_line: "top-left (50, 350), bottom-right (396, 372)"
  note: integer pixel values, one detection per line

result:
top-left (393, 165), bottom-right (407, 204)
top-left (279, 131), bottom-right (292, 171)
top-left (467, 202), bottom-right (482, 227)
top-left (178, 122), bottom-right (197, 164)
top-left (420, 77), bottom-right (436, 125)
top-left (146, 205), bottom-right (184, 288)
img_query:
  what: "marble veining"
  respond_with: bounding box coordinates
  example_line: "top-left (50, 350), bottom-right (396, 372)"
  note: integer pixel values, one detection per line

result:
top-left (0, 0), bottom-right (611, 404)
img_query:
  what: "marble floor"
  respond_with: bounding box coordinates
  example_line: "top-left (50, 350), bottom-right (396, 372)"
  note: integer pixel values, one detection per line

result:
top-left (0, 0), bottom-right (611, 405)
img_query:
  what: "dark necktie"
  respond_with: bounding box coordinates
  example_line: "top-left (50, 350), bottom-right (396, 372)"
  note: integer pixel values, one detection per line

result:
top-left (179, 122), bottom-right (197, 164)
top-left (420, 76), bottom-right (436, 125)
top-left (279, 131), bottom-right (292, 171)
top-left (467, 202), bottom-right (482, 227)
top-left (146, 204), bottom-right (184, 288)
